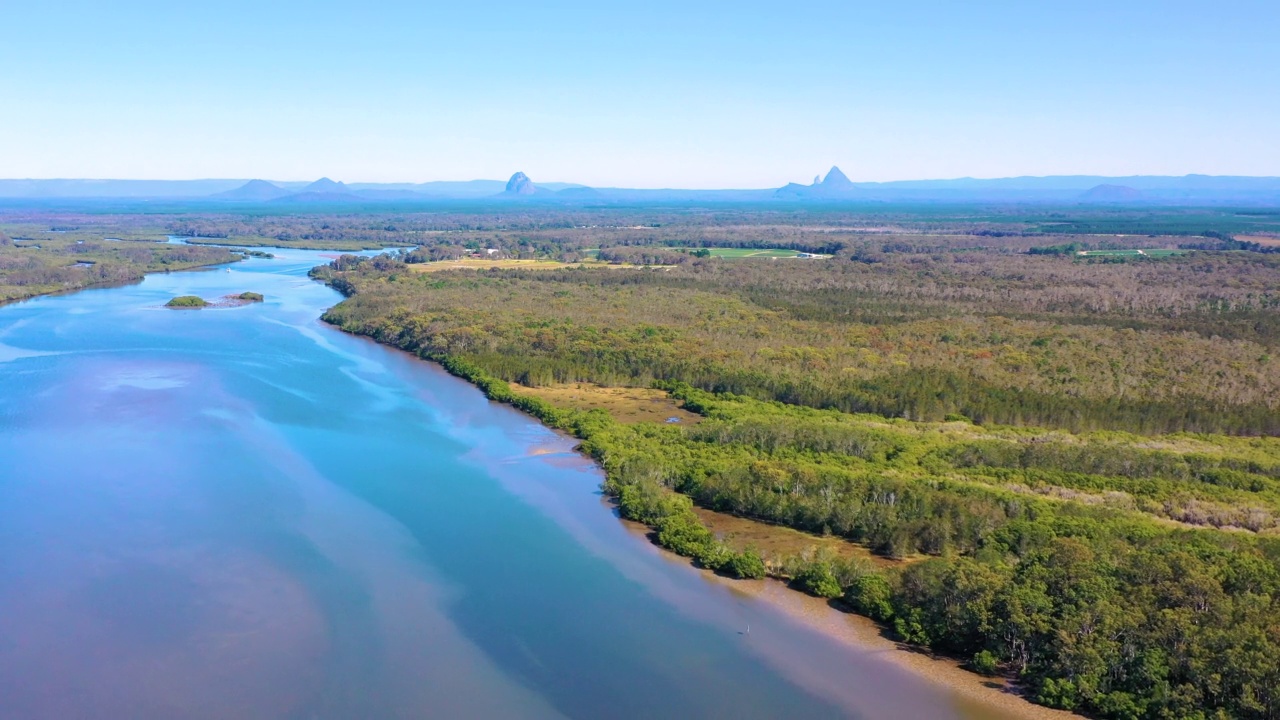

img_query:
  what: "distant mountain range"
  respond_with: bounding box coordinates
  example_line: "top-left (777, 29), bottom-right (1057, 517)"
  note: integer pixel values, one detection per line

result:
top-left (775, 166), bottom-right (859, 199)
top-left (2, 170), bottom-right (1279, 205)
top-left (213, 179), bottom-right (294, 201)
top-left (1080, 184), bottom-right (1145, 203)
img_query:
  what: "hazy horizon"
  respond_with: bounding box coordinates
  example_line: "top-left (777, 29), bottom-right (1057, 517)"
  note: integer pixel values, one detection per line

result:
top-left (4, 170), bottom-right (1280, 190)
top-left (3, 1), bottom-right (1277, 188)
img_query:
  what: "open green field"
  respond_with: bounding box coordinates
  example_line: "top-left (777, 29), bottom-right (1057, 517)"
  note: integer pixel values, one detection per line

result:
top-left (1077, 248), bottom-right (1188, 257)
top-left (666, 247), bottom-right (810, 258)
top-left (709, 247), bottom-right (804, 258)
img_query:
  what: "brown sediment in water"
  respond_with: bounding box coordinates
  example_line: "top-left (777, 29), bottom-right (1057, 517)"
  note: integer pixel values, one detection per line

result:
top-left (206, 293), bottom-right (263, 308)
top-left (612, 509), bottom-right (1079, 720)
top-left (526, 439), bottom-right (599, 470)
top-left (728, 579), bottom-right (1077, 720)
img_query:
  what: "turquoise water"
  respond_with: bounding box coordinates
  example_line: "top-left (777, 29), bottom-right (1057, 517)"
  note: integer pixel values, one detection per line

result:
top-left (0, 249), bottom-right (979, 719)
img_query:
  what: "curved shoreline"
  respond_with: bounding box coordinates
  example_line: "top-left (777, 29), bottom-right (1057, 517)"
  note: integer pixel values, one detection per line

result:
top-left (612, 512), bottom-right (1079, 720)
top-left (705, 571), bottom-right (1077, 720)
top-left (323, 316), bottom-right (1086, 720)
top-left (5, 255), bottom-right (1071, 718)
top-left (171, 236), bottom-right (415, 252)
top-left (514, 394), bottom-right (1081, 718)
top-left (0, 257), bottom-right (244, 308)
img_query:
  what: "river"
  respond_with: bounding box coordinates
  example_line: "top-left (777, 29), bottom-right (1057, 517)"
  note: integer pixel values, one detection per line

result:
top-left (0, 248), bottom-right (1006, 719)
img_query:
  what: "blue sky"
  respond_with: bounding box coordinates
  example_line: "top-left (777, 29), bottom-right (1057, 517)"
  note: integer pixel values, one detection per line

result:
top-left (2, 0), bottom-right (1277, 187)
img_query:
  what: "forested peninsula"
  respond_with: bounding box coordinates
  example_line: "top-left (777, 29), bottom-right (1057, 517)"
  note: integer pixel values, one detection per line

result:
top-left (314, 238), bottom-right (1280, 720)
top-left (0, 231), bottom-right (239, 304)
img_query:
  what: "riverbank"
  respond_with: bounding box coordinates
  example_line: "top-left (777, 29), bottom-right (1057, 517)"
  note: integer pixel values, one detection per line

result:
top-left (508, 370), bottom-right (1085, 719)
top-left (0, 238), bottom-right (242, 305)
top-left (0, 258), bottom-right (244, 307)
top-left (0, 241), bottom-right (1055, 720)
top-left (312, 252), bottom-right (1280, 719)
top-left (612, 511), bottom-right (1077, 720)
top-left (318, 321), bottom-right (1082, 719)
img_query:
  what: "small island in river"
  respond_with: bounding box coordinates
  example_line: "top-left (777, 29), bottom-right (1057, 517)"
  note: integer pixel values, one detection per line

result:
top-left (165, 295), bottom-right (208, 308)
top-left (165, 292), bottom-right (264, 309)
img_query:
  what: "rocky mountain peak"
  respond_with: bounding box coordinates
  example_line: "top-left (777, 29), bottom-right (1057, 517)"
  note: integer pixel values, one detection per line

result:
top-left (303, 177), bottom-right (350, 194)
top-left (505, 172), bottom-right (537, 195)
top-left (823, 166), bottom-right (854, 189)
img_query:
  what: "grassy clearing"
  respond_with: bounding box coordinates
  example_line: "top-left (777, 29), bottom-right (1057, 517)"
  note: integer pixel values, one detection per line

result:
top-left (410, 258), bottom-right (587, 272)
top-left (1238, 234), bottom-right (1280, 247)
top-left (1076, 248), bottom-right (1187, 257)
top-left (409, 258), bottom-right (650, 272)
top-left (181, 236), bottom-right (411, 251)
top-left (665, 247), bottom-right (810, 258)
top-left (707, 248), bottom-right (804, 258)
top-left (511, 382), bottom-right (702, 425)
top-left (0, 223), bottom-right (170, 245)
top-left (691, 506), bottom-right (908, 569)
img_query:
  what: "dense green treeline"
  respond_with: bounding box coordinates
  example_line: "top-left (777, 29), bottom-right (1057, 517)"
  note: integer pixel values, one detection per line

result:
top-left (323, 294), bottom-right (1280, 717)
top-left (12, 202), bottom-right (1280, 259)
top-left (315, 248), bottom-right (1280, 718)
top-left (314, 243), bottom-right (1280, 712)
top-left (7, 205), bottom-right (1280, 719)
top-left (314, 250), bottom-right (1280, 435)
top-left (5, 206), bottom-right (1278, 717)
top-left (0, 237), bottom-right (240, 303)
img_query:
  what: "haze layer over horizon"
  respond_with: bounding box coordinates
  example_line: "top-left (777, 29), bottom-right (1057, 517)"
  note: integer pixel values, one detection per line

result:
top-left (2, 0), bottom-right (1277, 188)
